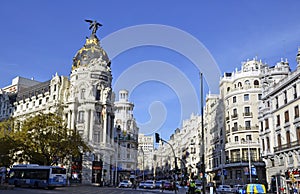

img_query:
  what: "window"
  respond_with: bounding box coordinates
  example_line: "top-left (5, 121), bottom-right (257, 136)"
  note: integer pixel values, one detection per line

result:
top-left (233, 108), bottom-right (238, 117)
top-left (275, 97), bottom-right (279, 109)
top-left (234, 136), bottom-right (239, 142)
top-left (295, 105), bottom-right (299, 119)
top-left (258, 94), bottom-right (262, 100)
top-left (245, 121), bottom-right (251, 129)
top-left (78, 111), bottom-right (84, 123)
top-left (96, 89), bottom-right (101, 100)
top-left (96, 112), bottom-right (101, 123)
top-left (277, 134), bottom-right (282, 148)
top-left (246, 135), bottom-right (252, 141)
top-left (289, 155), bottom-right (294, 164)
top-left (276, 115), bottom-right (280, 126)
top-left (233, 122), bottom-right (238, 131)
top-left (286, 131), bottom-right (291, 146)
top-left (80, 89), bottom-right (86, 99)
top-left (265, 119), bottom-right (269, 129)
top-left (244, 94), bottom-right (249, 101)
top-left (254, 80), bottom-right (259, 87)
top-left (233, 96), bottom-right (236, 103)
top-left (94, 131), bottom-right (100, 143)
top-left (284, 110), bottom-right (289, 123)
top-left (294, 84), bottom-right (297, 99)
top-left (262, 139), bottom-right (265, 152)
top-left (244, 106), bottom-right (250, 116)
top-left (284, 91), bottom-right (287, 104)
top-left (266, 137), bottom-right (270, 151)
top-left (297, 127), bottom-right (300, 143)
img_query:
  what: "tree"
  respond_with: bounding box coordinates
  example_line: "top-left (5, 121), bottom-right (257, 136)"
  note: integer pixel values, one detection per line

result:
top-left (0, 118), bottom-right (16, 167)
top-left (13, 113), bottom-right (90, 165)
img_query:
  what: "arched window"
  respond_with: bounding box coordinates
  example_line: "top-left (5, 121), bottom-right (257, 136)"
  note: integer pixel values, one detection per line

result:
top-left (254, 80), bottom-right (259, 87)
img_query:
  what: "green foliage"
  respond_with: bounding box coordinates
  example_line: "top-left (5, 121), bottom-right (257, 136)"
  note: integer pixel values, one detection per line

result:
top-left (0, 118), bottom-right (16, 167)
top-left (0, 113), bottom-right (90, 166)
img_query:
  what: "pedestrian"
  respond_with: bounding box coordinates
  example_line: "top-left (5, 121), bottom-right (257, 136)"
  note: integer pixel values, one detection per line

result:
top-left (188, 180), bottom-right (196, 194)
top-left (161, 181), bottom-right (165, 192)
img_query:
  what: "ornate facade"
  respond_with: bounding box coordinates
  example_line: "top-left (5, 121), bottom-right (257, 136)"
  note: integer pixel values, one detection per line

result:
top-left (0, 22), bottom-right (137, 185)
top-left (259, 49), bottom-right (300, 192)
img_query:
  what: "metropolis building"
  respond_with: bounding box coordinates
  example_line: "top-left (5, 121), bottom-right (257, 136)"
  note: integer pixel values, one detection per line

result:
top-left (0, 22), bottom-right (138, 185)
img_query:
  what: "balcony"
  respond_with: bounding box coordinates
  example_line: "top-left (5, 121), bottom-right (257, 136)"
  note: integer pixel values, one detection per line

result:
top-left (231, 114), bottom-right (238, 120)
top-left (243, 112), bottom-right (253, 117)
top-left (274, 140), bottom-right (300, 153)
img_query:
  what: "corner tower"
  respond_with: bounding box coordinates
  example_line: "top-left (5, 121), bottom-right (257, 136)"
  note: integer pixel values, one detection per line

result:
top-left (66, 20), bottom-right (115, 184)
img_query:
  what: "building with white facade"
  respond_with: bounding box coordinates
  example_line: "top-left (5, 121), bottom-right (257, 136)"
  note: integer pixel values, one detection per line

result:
top-left (215, 58), bottom-right (267, 186)
top-left (154, 113), bottom-right (201, 180)
top-left (0, 22), bottom-right (138, 185)
top-left (114, 89), bottom-right (139, 182)
top-left (259, 49), bottom-right (300, 192)
top-left (204, 93), bottom-right (223, 183)
top-left (0, 77), bottom-right (40, 121)
top-left (137, 134), bottom-right (154, 178)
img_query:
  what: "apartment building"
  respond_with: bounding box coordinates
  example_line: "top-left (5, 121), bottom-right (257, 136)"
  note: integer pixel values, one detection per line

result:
top-left (259, 49), bottom-right (300, 191)
top-left (217, 58), bottom-right (267, 186)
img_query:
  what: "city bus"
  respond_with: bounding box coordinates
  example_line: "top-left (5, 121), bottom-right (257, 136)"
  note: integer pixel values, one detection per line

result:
top-left (8, 164), bottom-right (67, 189)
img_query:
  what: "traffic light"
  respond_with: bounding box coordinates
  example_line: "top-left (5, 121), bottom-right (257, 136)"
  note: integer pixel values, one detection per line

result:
top-left (155, 133), bottom-right (160, 143)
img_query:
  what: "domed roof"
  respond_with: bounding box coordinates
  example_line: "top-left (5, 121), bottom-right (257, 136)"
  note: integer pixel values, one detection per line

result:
top-left (72, 34), bottom-right (110, 70)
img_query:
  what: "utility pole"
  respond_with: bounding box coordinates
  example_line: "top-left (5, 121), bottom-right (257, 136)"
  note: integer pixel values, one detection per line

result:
top-left (200, 72), bottom-right (206, 194)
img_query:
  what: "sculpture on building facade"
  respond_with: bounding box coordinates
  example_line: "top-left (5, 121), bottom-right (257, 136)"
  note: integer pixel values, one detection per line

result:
top-left (85, 19), bottom-right (102, 35)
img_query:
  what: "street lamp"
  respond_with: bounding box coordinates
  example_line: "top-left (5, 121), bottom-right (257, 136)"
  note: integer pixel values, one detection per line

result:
top-left (115, 125), bottom-right (121, 186)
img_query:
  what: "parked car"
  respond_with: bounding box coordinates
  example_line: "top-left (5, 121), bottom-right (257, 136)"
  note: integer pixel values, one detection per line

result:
top-left (232, 184), bottom-right (244, 193)
top-left (216, 185), bottom-right (232, 194)
top-left (239, 184), bottom-right (266, 194)
top-left (139, 181), bottom-right (145, 188)
top-left (155, 180), bottom-right (163, 189)
top-left (143, 180), bottom-right (155, 189)
top-left (164, 181), bottom-right (175, 190)
top-left (118, 180), bottom-right (132, 188)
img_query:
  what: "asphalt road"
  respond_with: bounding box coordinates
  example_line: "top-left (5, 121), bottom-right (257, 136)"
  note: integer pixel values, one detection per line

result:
top-left (0, 185), bottom-right (187, 194)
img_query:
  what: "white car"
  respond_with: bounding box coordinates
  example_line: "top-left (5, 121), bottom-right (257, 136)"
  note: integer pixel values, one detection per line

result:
top-left (216, 185), bottom-right (232, 194)
top-left (143, 180), bottom-right (155, 189)
top-left (118, 180), bottom-right (132, 188)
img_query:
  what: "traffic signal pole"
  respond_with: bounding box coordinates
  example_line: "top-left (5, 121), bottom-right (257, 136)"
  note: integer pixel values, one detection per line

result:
top-left (155, 133), bottom-right (178, 194)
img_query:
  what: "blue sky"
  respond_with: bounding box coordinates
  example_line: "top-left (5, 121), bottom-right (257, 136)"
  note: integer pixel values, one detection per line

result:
top-left (1, 1), bottom-right (300, 140)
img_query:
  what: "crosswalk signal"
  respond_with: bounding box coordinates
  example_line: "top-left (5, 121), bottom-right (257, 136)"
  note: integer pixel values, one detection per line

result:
top-left (155, 133), bottom-right (160, 143)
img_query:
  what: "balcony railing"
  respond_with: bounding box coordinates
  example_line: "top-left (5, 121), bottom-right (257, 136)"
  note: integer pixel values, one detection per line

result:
top-left (274, 140), bottom-right (300, 153)
top-left (231, 114), bottom-right (238, 119)
top-left (243, 112), bottom-right (253, 117)
top-left (225, 156), bottom-right (262, 164)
